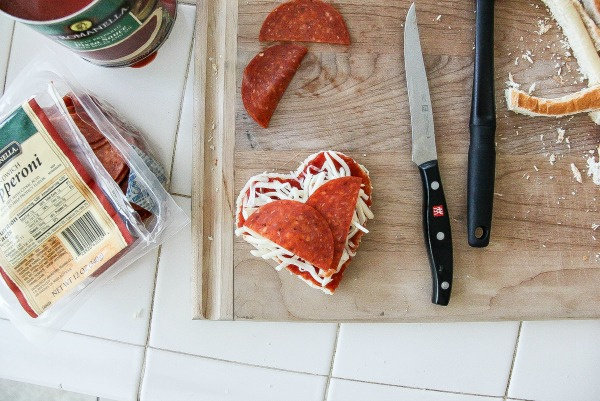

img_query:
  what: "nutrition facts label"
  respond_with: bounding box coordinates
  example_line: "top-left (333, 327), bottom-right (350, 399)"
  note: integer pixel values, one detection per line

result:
top-left (0, 174), bottom-right (89, 266)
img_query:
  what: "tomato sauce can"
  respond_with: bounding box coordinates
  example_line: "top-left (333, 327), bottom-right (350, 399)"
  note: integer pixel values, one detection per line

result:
top-left (0, 0), bottom-right (177, 67)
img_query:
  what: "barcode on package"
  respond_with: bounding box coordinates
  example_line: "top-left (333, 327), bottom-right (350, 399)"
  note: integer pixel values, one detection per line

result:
top-left (60, 211), bottom-right (106, 257)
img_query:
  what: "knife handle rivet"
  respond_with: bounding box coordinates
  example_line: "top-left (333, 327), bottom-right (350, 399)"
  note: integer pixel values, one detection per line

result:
top-left (441, 281), bottom-right (450, 290)
top-left (436, 232), bottom-right (445, 241)
top-left (430, 181), bottom-right (440, 190)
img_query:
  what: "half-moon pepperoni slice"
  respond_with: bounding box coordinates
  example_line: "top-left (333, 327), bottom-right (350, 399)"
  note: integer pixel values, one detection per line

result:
top-left (306, 176), bottom-right (362, 276)
top-left (242, 44), bottom-right (308, 128)
top-left (259, 0), bottom-right (351, 45)
top-left (301, 151), bottom-right (372, 204)
top-left (243, 200), bottom-right (334, 271)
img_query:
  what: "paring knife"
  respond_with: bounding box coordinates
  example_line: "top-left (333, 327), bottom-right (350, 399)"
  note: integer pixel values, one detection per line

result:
top-left (468, 0), bottom-right (496, 247)
top-left (404, 3), bottom-right (453, 306)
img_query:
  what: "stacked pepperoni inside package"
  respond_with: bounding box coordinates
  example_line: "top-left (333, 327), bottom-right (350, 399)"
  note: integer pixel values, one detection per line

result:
top-left (0, 61), bottom-right (188, 336)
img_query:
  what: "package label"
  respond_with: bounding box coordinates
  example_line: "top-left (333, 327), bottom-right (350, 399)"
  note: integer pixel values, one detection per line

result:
top-left (0, 100), bottom-right (134, 317)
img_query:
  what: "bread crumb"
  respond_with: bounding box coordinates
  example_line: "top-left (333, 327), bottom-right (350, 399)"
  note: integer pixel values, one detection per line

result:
top-left (522, 54), bottom-right (534, 63)
top-left (586, 150), bottom-right (600, 185)
top-left (556, 127), bottom-right (565, 143)
top-left (507, 73), bottom-right (520, 89)
top-left (571, 163), bottom-right (583, 183)
top-left (537, 20), bottom-right (552, 35)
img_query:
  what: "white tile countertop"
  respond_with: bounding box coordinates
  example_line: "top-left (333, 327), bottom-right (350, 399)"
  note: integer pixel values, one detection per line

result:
top-left (1, 4), bottom-right (600, 401)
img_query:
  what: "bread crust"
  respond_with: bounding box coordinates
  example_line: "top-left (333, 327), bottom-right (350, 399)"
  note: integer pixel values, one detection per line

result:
top-left (582, 0), bottom-right (600, 25)
top-left (506, 85), bottom-right (600, 117)
top-left (573, 0), bottom-right (600, 51)
top-left (542, 0), bottom-right (600, 123)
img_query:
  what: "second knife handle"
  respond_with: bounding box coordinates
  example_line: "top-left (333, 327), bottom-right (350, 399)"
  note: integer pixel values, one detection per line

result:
top-left (418, 160), bottom-right (453, 306)
top-left (467, 125), bottom-right (496, 247)
top-left (468, 0), bottom-right (496, 247)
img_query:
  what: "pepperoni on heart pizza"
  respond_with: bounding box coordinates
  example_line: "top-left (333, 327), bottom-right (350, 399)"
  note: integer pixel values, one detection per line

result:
top-left (235, 151), bottom-right (373, 294)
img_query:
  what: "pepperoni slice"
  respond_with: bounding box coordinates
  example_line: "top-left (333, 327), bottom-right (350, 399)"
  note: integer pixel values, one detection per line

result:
top-left (306, 176), bottom-right (362, 276)
top-left (113, 164), bottom-right (130, 184)
top-left (63, 95), bottom-right (74, 108)
top-left (63, 95), bottom-right (106, 144)
top-left (259, 0), bottom-right (350, 45)
top-left (93, 142), bottom-right (128, 182)
top-left (242, 44), bottom-right (308, 128)
top-left (301, 151), bottom-right (372, 205)
top-left (70, 112), bottom-right (107, 145)
top-left (119, 172), bottom-right (130, 193)
top-left (243, 200), bottom-right (334, 271)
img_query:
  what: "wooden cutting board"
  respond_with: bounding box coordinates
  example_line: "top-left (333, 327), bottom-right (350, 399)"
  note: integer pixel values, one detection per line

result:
top-left (191, 0), bottom-right (600, 321)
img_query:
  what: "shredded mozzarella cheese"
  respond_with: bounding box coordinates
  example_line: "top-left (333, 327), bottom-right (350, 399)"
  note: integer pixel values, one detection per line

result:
top-left (236, 226), bottom-right (334, 286)
top-left (235, 151), bottom-right (373, 289)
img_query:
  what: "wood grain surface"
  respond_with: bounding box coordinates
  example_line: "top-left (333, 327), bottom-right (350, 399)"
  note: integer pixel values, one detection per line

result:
top-left (193, 0), bottom-right (600, 321)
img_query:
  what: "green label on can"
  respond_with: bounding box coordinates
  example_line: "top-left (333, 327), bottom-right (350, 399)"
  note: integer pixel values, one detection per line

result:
top-left (33, 1), bottom-right (142, 52)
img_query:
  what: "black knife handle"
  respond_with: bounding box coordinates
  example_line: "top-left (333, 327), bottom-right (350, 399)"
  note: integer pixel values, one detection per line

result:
top-left (418, 160), bottom-right (453, 306)
top-left (467, 125), bottom-right (496, 246)
top-left (468, 0), bottom-right (496, 247)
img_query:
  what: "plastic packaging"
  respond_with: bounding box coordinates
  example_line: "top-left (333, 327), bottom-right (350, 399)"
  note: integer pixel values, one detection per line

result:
top-left (0, 59), bottom-right (188, 340)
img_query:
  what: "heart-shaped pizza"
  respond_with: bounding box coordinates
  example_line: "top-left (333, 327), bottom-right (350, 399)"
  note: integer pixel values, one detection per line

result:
top-left (235, 151), bottom-right (373, 294)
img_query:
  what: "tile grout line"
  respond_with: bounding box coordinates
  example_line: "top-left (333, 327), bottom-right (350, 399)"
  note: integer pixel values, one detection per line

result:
top-left (135, 245), bottom-right (164, 401)
top-left (504, 321), bottom-right (524, 399)
top-left (2, 23), bottom-right (16, 94)
top-left (328, 376), bottom-right (506, 399)
top-left (135, 11), bottom-right (196, 399)
top-left (148, 345), bottom-right (329, 378)
top-left (59, 328), bottom-right (142, 347)
top-left (166, 17), bottom-right (196, 193)
top-left (322, 324), bottom-right (341, 401)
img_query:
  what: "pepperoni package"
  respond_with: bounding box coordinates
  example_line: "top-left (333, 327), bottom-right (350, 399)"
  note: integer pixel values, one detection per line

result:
top-left (0, 60), bottom-right (188, 338)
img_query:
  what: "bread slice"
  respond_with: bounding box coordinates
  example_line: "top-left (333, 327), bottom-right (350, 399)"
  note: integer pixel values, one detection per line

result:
top-left (506, 85), bottom-right (600, 117)
top-left (573, 0), bottom-right (600, 51)
top-left (542, 0), bottom-right (600, 124)
top-left (582, 0), bottom-right (600, 25)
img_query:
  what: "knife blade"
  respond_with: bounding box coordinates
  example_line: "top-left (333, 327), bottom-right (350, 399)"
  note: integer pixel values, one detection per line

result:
top-left (404, 3), bottom-right (453, 306)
